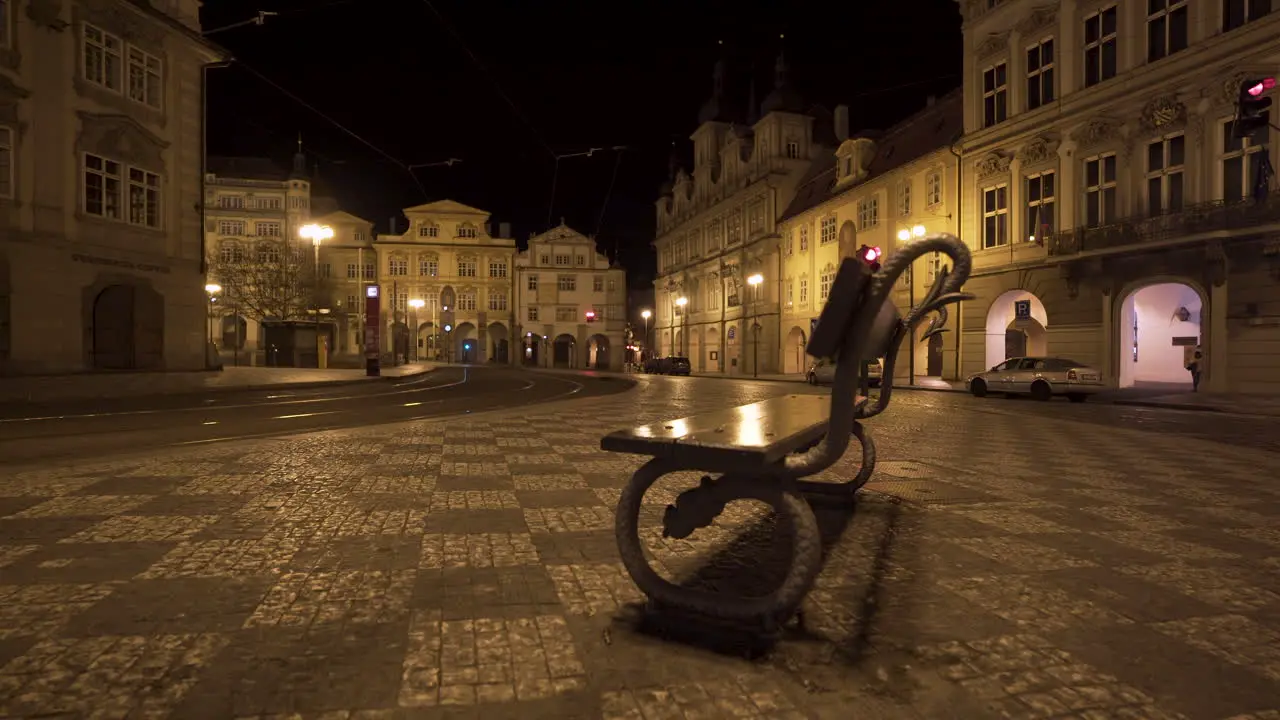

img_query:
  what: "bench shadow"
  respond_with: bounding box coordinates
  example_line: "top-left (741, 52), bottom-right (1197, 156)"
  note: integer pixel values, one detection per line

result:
top-left (617, 491), bottom-right (902, 661)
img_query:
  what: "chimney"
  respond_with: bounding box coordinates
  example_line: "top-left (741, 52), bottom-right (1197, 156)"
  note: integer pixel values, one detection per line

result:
top-left (389, 216), bottom-right (397, 235)
top-left (834, 105), bottom-right (850, 142)
top-left (499, 222), bottom-right (511, 238)
top-left (926, 95), bottom-right (937, 107)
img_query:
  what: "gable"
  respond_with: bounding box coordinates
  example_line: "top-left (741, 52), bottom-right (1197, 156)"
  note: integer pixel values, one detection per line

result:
top-left (313, 210), bottom-right (369, 226)
top-left (532, 224), bottom-right (592, 245)
top-left (402, 199), bottom-right (490, 217)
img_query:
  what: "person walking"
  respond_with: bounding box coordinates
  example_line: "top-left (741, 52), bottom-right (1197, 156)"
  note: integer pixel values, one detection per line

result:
top-left (1186, 349), bottom-right (1203, 392)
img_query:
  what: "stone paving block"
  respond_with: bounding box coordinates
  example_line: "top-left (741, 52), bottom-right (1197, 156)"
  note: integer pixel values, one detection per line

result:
top-left (0, 583), bottom-right (118, 639)
top-left (139, 538), bottom-right (303, 579)
top-left (418, 532), bottom-right (541, 569)
top-left (245, 570), bottom-right (415, 628)
top-left (412, 566), bottom-right (562, 620)
top-left (61, 514), bottom-right (220, 543)
top-left (523, 506), bottom-right (614, 534)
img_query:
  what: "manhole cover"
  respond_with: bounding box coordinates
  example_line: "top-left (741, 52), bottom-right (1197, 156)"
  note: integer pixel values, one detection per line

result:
top-left (864, 480), bottom-right (985, 505)
top-left (876, 461), bottom-right (937, 479)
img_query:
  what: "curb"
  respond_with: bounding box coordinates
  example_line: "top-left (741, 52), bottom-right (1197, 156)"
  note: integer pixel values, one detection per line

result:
top-left (0, 366), bottom-right (438, 405)
top-left (1113, 399), bottom-right (1224, 413)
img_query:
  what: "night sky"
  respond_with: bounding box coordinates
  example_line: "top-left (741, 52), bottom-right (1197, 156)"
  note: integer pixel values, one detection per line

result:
top-left (202, 0), bottom-right (964, 287)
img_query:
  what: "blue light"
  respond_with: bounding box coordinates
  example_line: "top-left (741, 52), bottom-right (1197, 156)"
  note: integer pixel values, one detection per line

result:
top-left (463, 342), bottom-right (472, 350)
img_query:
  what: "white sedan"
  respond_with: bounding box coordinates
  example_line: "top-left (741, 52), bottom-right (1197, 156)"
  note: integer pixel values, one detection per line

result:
top-left (965, 356), bottom-right (1105, 403)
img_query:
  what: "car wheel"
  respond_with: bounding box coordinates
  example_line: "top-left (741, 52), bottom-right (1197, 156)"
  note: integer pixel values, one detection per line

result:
top-left (970, 379), bottom-right (987, 398)
top-left (1067, 393), bottom-right (1087, 403)
top-left (1031, 381), bottom-right (1052, 402)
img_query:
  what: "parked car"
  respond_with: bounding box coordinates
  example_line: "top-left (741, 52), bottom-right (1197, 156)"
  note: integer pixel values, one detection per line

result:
top-left (965, 356), bottom-right (1105, 402)
top-left (646, 356), bottom-right (691, 375)
top-left (807, 358), bottom-right (883, 387)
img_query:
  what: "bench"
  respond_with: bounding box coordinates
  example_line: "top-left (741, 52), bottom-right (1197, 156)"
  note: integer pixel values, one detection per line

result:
top-left (601, 394), bottom-right (853, 468)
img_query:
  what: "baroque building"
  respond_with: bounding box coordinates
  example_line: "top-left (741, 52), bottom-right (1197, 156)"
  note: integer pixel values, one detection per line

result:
top-left (309, 207), bottom-right (374, 362)
top-left (0, 0), bottom-right (223, 374)
top-left (514, 223), bottom-right (626, 370)
top-left (955, 0), bottom-right (1280, 393)
top-left (652, 51), bottom-right (826, 375)
top-left (369, 200), bottom-right (517, 364)
top-left (778, 93), bottom-right (964, 380)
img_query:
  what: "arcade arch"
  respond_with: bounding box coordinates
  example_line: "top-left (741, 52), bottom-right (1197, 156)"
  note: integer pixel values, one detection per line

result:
top-left (1117, 281), bottom-right (1203, 389)
top-left (985, 289), bottom-right (1048, 369)
top-left (783, 326), bottom-right (807, 374)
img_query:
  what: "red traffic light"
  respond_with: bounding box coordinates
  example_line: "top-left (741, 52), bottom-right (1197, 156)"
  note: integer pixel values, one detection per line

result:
top-left (585, 310), bottom-right (596, 321)
top-left (1246, 77), bottom-right (1277, 97)
top-left (856, 245), bottom-right (882, 272)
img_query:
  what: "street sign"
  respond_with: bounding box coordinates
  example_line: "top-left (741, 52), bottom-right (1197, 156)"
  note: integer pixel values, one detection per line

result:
top-left (1014, 299), bottom-right (1031, 321)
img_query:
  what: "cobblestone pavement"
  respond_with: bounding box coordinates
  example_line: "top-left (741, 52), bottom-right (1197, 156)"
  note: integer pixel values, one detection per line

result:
top-left (1, 377), bottom-right (1278, 719)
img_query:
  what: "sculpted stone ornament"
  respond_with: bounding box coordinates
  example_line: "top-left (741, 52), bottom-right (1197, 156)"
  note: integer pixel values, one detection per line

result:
top-left (975, 152), bottom-right (1011, 179)
top-left (600, 233), bottom-right (974, 631)
top-left (1016, 5), bottom-right (1058, 35)
top-left (1139, 96), bottom-right (1187, 133)
top-left (975, 32), bottom-right (1010, 59)
top-left (1017, 135), bottom-right (1059, 166)
top-left (1070, 117), bottom-right (1122, 150)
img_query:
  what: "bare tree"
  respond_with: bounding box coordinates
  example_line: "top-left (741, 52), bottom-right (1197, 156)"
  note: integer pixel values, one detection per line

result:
top-left (210, 239), bottom-right (332, 322)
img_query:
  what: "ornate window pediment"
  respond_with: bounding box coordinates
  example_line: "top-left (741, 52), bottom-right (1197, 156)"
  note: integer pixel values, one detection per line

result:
top-left (1138, 96), bottom-right (1188, 135)
top-left (1069, 116), bottom-right (1123, 151)
top-left (975, 151), bottom-right (1012, 179)
top-left (75, 111), bottom-right (168, 171)
top-left (975, 32), bottom-right (1011, 60)
top-left (1016, 5), bottom-right (1057, 36)
top-left (1016, 135), bottom-right (1060, 166)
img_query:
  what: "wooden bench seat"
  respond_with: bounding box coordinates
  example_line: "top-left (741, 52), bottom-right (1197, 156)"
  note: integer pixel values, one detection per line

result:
top-left (600, 394), bottom-right (833, 467)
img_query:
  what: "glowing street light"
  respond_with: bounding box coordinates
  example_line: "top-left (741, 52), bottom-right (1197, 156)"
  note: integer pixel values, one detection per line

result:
top-left (639, 309), bottom-right (652, 361)
top-left (746, 274), bottom-right (764, 378)
top-left (204, 284), bottom-right (221, 352)
top-left (407, 299), bottom-right (425, 362)
top-left (674, 297), bottom-right (688, 357)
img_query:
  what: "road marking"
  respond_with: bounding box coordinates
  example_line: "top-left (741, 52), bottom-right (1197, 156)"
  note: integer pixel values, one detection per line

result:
top-left (272, 411), bottom-right (339, 420)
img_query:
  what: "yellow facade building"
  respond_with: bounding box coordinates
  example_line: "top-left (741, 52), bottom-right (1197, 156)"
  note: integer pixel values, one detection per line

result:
top-left (0, 0), bottom-right (223, 374)
top-left (954, 0), bottom-right (1280, 393)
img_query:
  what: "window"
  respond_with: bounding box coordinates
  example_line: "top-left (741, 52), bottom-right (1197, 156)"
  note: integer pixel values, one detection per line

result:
top-left (363, 263), bottom-right (375, 280)
top-left (219, 195), bottom-right (244, 209)
top-left (124, 168), bottom-right (161, 228)
top-left (555, 307), bottom-right (577, 322)
top-left (127, 47), bottom-right (163, 109)
top-left (554, 254), bottom-right (570, 266)
top-left (346, 263), bottom-right (358, 279)
top-left (1083, 154), bottom-right (1118, 227)
top-left (354, 231), bottom-right (366, 242)
top-left (1084, 6), bottom-right (1118, 88)
top-left (255, 221), bottom-right (281, 237)
top-left (557, 275), bottom-right (576, 291)
top-left (394, 293), bottom-right (408, 312)
top-left (727, 214), bottom-right (743, 244)
top-left (0, 127), bottom-right (10, 199)
top-left (799, 278), bottom-right (809, 305)
top-left (320, 264), bottom-right (332, 279)
top-left (254, 196), bottom-right (282, 210)
top-left (1146, 134), bottom-right (1185, 215)
top-left (83, 154), bottom-right (122, 220)
top-left (857, 197), bottom-right (879, 229)
top-left (1222, 118), bottom-right (1268, 203)
top-left (1026, 39), bottom-right (1055, 110)
top-left (982, 62), bottom-right (1008, 127)
top-left (418, 224), bottom-right (438, 238)
top-left (897, 182), bottom-right (911, 217)
top-left (488, 291), bottom-right (507, 311)
top-left (820, 216), bottom-right (837, 244)
top-left (527, 275), bottom-right (538, 291)
top-left (1148, 0), bottom-right (1188, 61)
top-left (926, 171), bottom-right (943, 206)
top-left (389, 259), bottom-right (408, 276)
top-left (489, 262), bottom-right (507, 278)
top-left (527, 306), bottom-right (539, 322)
top-left (981, 185), bottom-right (1009, 248)
top-left (785, 230), bottom-right (794, 256)
top-left (218, 220), bottom-right (245, 236)
top-left (419, 259), bottom-right (438, 276)
top-left (83, 24), bottom-right (123, 92)
top-left (457, 225), bottom-right (477, 238)
top-left (1224, 0), bottom-right (1272, 31)
top-left (820, 268), bottom-right (834, 301)
top-left (575, 255), bottom-right (586, 266)
top-left (457, 260), bottom-right (477, 277)
top-left (1025, 172), bottom-right (1056, 242)
top-left (786, 279), bottom-right (794, 305)
top-left (219, 242), bottom-right (240, 264)
top-left (346, 295), bottom-right (357, 311)
top-left (707, 281), bottom-right (720, 310)
top-left (593, 276), bottom-right (604, 292)
top-left (457, 292), bottom-right (476, 311)
top-left (257, 243), bottom-right (281, 264)
top-left (539, 254), bottom-right (550, 265)
top-left (785, 141), bottom-right (800, 159)
top-left (799, 224), bottom-right (809, 252)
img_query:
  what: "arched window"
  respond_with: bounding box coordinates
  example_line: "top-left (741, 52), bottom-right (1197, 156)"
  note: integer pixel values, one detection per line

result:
top-left (488, 290), bottom-right (507, 311)
top-left (457, 289), bottom-right (477, 311)
top-left (219, 241), bottom-right (240, 264)
top-left (418, 253), bottom-right (439, 277)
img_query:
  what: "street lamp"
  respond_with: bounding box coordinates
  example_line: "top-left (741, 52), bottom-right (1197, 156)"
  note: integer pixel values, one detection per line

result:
top-left (299, 223), bottom-right (334, 367)
top-left (747, 274), bottom-right (764, 378)
top-left (204, 284), bottom-right (221, 360)
top-left (674, 297), bottom-right (687, 358)
top-left (408, 298), bottom-right (424, 362)
top-left (895, 224), bottom-right (927, 385)
top-left (640, 309), bottom-right (652, 362)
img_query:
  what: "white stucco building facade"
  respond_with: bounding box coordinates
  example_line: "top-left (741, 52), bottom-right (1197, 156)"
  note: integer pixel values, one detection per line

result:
top-left (0, 0), bottom-right (223, 375)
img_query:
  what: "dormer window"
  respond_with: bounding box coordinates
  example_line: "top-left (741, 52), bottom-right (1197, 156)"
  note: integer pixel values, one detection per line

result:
top-left (457, 225), bottom-right (477, 239)
top-left (418, 224), bottom-right (438, 238)
top-left (785, 141), bottom-right (800, 159)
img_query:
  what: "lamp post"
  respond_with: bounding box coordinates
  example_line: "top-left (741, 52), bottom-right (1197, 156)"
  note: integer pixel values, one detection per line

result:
top-left (896, 224), bottom-right (927, 384)
top-left (204, 284), bottom-right (221, 364)
top-left (746, 273), bottom-right (763, 378)
top-left (674, 297), bottom-right (687, 357)
top-left (408, 298), bottom-right (424, 362)
top-left (299, 223), bottom-right (334, 367)
top-left (640, 309), bottom-right (651, 362)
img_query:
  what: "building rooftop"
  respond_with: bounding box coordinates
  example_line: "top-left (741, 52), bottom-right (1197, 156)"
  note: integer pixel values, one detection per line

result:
top-left (207, 156), bottom-right (291, 181)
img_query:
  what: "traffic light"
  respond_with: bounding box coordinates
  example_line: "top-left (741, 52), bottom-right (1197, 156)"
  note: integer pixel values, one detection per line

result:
top-left (1233, 76), bottom-right (1275, 142)
top-left (857, 245), bottom-right (882, 272)
top-left (585, 310), bottom-right (596, 322)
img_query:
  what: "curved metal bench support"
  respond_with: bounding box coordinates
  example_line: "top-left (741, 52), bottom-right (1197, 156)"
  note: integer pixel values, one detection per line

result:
top-left (796, 420), bottom-right (877, 499)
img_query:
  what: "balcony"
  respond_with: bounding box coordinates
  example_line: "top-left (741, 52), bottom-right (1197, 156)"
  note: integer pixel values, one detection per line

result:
top-left (1048, 196), bottom-right (1280, 257)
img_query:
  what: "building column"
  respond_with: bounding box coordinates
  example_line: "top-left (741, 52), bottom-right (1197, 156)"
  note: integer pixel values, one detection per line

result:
top-left (1100, 289), bottom-right (1116, 386)
top-left (1207, 279), bottom-right (1229, 392)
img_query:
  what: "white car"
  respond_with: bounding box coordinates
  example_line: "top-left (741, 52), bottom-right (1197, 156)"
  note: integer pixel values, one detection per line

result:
top-left (966, 356), bottom-right (1105, 403)
top-left (807, 358), bottom-right (883, 387)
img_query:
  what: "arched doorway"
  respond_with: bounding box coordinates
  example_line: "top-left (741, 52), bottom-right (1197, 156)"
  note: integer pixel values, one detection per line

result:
top-left (587, 334), bottom-right (610, 369)
top-left (417, 321), bottom-right (439, 361)
top-left (439, 286), bottom-right (456, 313)
top-left (220, 314), bottom-right (247, 351)
top-left (455, 321), bottom-right (477, 363)
top-left (91, 284), bottom-right (163, 370)
top-left (553, 333), bottom-right (576, 368)
top-left (1117, 281), bottom-right (1203, 389)
top-left (783, 326), bottom-right (806, 374)
top-left (926, 333), bottom-right (945, 376)
top-left (726, 325), bottom-right (739, 373)
top-left (391, 321), bottom-right (410, 363)
top-left (487, 322), bottom-right (509, 364)
top-left (704, 326), bottom-right (720, 371)
top-left (673, 329), bottom-right (683, 358)
top-left (522, 332), bottom-right (541, 366)
top-left (985, 289), bottom-right (1048, 369)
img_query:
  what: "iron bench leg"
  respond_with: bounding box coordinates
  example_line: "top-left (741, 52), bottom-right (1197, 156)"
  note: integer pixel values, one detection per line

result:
top-left (614, 458), bottom-right (823, 628)
top-left (795, 420), bottom-right (877, 500)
